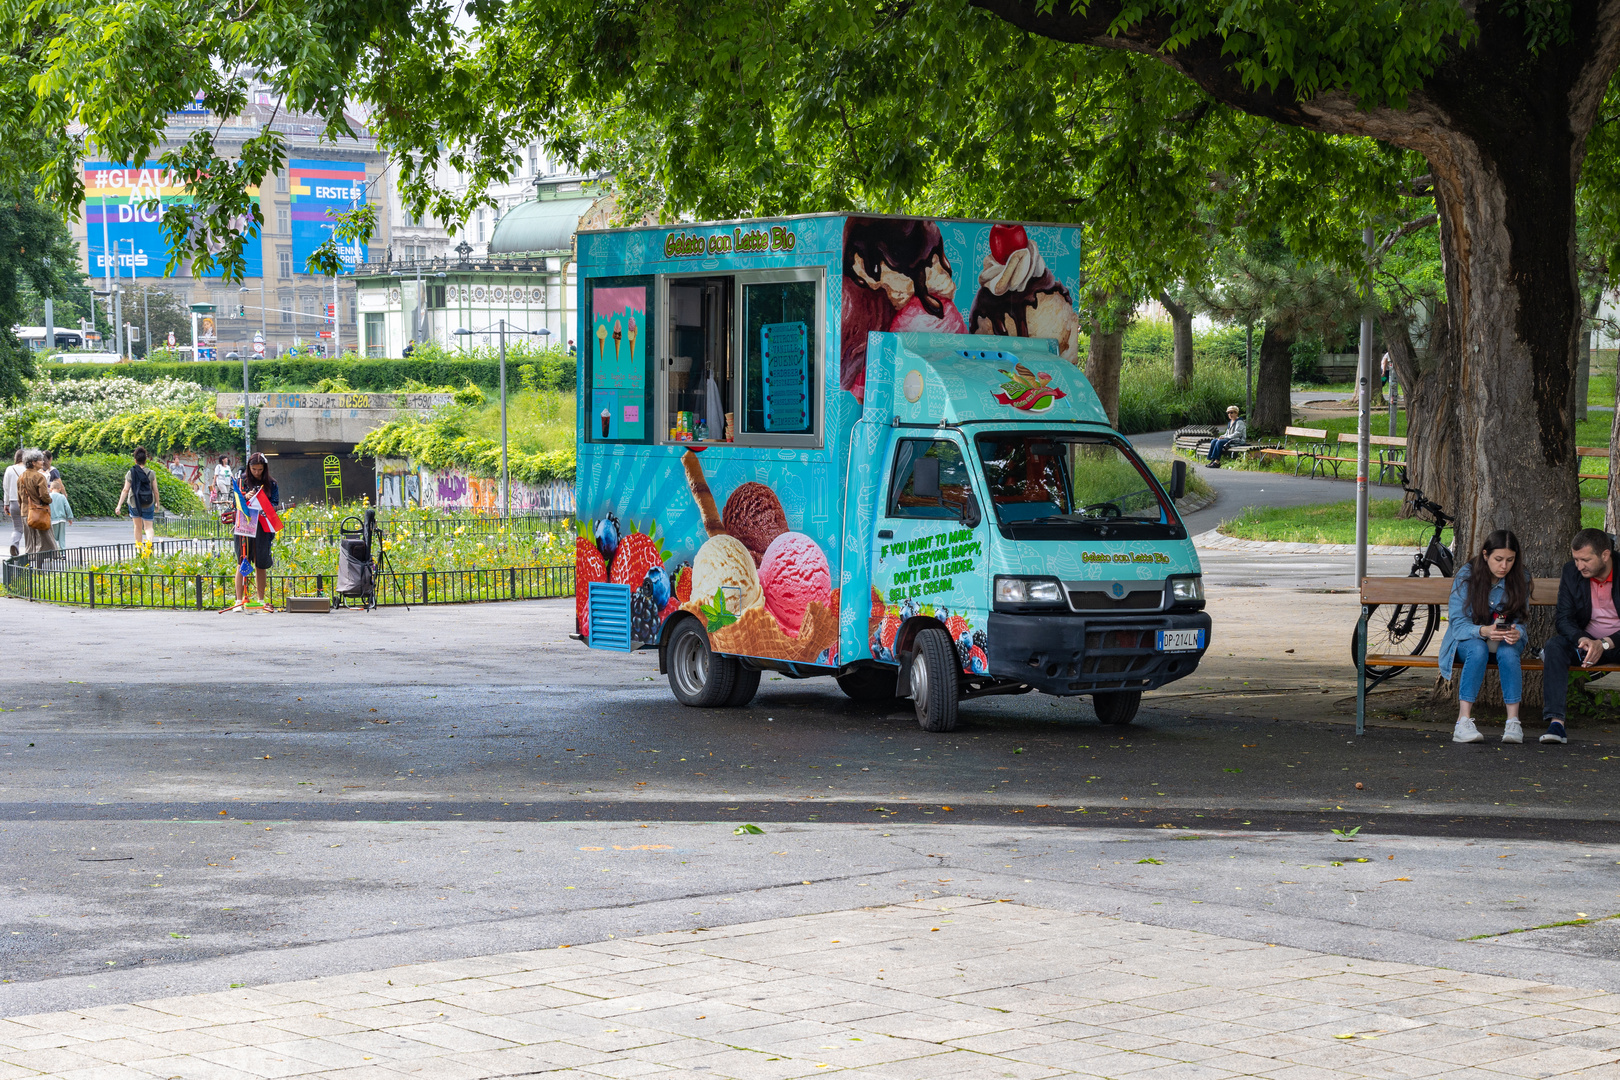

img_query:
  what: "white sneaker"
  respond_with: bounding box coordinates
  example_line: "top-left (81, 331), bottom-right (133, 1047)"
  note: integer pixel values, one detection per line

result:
top-left (1502, 720), bottom-right (1523, 744)
top-left (1453, 718), bottom-right (1485, 743)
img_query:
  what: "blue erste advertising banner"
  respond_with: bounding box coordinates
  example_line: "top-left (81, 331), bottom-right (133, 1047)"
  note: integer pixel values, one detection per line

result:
top-left (289, 159), bottom-right (368, 272)
top-left (83, 162), bottom-right (262, 279)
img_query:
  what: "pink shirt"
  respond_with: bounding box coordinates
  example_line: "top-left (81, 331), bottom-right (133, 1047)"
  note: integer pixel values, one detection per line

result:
top-left (1589, 574), bottom-right (1620, 640)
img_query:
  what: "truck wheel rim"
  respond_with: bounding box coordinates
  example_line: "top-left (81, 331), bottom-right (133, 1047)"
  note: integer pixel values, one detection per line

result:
top-left (673, 632), bottom-right (709, 698)
top-left (912, 651), bottom-right (929, 715)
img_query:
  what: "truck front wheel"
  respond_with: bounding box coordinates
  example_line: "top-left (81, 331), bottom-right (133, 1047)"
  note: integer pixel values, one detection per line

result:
top-left (666, 619), bottom-right (741, 707)
top-left (908, 628), bottom-right (960, 732)
top-left (1093, 690), bottom-right (1142, 726)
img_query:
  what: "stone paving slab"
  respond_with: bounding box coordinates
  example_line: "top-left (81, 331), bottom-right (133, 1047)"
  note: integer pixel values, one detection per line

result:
top-left (6, 899), bottom-right (1620, 1079)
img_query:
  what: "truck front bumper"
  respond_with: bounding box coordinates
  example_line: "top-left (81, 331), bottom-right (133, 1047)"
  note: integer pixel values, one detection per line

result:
top-left (986, 611), bottom-right (1212, 696)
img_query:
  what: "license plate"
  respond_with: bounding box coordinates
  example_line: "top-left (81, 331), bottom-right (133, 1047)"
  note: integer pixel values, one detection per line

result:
top-left (1157, 629), bottom-right (1204, 652)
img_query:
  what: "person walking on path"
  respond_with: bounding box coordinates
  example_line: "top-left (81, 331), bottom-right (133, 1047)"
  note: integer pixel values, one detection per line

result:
top-left (4, 449), bottom-right (23, 557)
top-left (212, 455), bottom-right (233, 509)
top-left (17, 449), bottom-right (57, 567)
top-left (230, 452), bottom-right (281, 612)
top-left (47, 479), bottom-right (73, 551)
top-left (1205, 406), bottom-right (1248, 468)
top-left (113, 447), bottom-right (162, 552)
top-left (1538, 527), bottom-right (1620, 745)
top-left (1438, 530), bottom-right (1532, 744)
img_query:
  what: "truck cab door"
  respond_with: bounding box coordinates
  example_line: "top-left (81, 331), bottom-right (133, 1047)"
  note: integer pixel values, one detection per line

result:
top-left (868, 434), bottom-right (992, 676)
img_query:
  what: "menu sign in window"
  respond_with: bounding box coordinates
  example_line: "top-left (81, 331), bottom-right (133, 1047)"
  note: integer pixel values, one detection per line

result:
top-left (760, 321), bottom-right (808, 432)
top-left (590, 282), bottom-right (650, 442)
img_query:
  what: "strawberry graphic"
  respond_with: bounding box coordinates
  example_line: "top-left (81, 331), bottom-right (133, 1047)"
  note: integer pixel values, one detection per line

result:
top-left (575, 536), bottom-right (608, 637)
top-left (610, 527), bottom-right (669, 590)
top-left (660, 596), bottom-right (681, 621)
top-left (880, 607), bottom-right (902, 651)
top-left (673, 562), bottom-right (692, 604)
top-left (969, 645), bottom-right (988, 673)
top-left (945, 613), bottom-right (970, 641)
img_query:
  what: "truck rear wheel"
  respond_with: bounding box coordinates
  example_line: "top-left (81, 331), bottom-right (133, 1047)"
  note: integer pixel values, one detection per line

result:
top-left (837, 668), bottom-right (899, 702)
top-left (1093, 690), bottom-right (1142, 726)
top-left (909, 628), bottom-right (959, 733)
top-left (726, 666), bottom-right (762, 707)
top-left (666, 619), bottom-right (740, 707)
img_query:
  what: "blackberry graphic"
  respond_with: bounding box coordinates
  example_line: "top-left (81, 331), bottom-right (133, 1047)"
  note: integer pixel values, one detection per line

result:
top-left (631, 580), bottom-right (659, 641)
top-left (972, 629), bottom-right (987, 651)
top-left (955, 637), bottom-right (972, 667)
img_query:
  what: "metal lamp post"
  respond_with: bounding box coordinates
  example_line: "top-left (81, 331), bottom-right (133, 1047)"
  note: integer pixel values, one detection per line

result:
top-left (455, 322), bottom-right (546, 518)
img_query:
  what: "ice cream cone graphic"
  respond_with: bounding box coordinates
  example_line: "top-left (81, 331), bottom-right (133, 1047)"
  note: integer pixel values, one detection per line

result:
top-left (612, 320), bottom-right (622, 363)
top-left (596, 323), bottom-right (607, 358)
top-left (626, 319), bottom-right (638, 360)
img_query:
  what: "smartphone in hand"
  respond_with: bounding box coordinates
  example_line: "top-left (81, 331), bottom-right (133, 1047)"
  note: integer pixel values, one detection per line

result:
top-left (1495, 618), bottom-right (1510, 631)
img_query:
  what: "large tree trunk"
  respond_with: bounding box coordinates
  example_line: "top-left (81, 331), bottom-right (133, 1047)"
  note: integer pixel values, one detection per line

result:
top-left (1607, 337), bottom-right (1620, 532)
top-left (971, 0), bottom-right (1620, 574)
top-left (1159, 291), bottom-right (1194, 389)
top-left (1085, 320), bottom-right (1124, 429)
top-left (1250, 325), bottom-right (1292, 435)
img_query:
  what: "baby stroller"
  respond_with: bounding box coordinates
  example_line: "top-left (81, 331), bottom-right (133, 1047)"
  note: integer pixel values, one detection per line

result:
top-left (336, 508), bottom-right (397, 610)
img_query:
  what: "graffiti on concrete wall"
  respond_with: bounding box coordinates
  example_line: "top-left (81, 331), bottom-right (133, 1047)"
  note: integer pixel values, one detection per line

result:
top-left (375, 463), bottom-right (573, 514)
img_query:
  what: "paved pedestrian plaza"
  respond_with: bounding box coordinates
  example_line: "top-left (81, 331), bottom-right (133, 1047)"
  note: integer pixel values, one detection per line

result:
top-left (5, 896), bottom-right (1619, 1079)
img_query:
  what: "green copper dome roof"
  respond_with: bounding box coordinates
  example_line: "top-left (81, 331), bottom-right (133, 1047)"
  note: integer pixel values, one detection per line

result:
top-left (487, 197), bottom-right (597, 255)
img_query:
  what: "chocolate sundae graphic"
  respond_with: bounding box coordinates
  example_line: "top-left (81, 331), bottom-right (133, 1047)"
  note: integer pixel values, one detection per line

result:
top-left (840, 217), bottom-right (965, 403)
top-left (967, 224), bottom-right (1082, 365)
top-left (679, 452), bottom-right (840, 664)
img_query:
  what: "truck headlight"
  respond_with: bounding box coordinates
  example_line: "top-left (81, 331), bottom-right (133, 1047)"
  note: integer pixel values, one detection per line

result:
top-left (1168, 574), bottom-right (1204, 606)
top-left (994, 575), bottom-right (1065, 607)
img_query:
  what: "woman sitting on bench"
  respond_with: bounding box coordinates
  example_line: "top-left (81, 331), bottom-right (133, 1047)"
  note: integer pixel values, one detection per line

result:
top-left (1437, 529), bottom-right (1532, 745)
top-left (1206, 405), bottom-right (1247, 467)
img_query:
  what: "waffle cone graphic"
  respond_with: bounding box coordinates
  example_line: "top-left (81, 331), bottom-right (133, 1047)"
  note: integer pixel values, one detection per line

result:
top-left (682, 589), bottom-right (840, 664)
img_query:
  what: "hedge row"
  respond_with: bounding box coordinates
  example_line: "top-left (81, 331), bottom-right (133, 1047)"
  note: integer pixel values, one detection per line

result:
top-left (57, 453), bottom-right (207, 517)
top-left (31, 406), bottom-right (241, 458)
top-left (41, 357), bottom-right (511, 391)
top-left (355, 415), bottom-right (576, 485)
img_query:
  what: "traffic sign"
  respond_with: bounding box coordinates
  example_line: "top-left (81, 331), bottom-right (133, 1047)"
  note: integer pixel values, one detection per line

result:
top-left (319, 330), bottom-right (333, 338)
top-left (228, 418), bottom-right (245, 429)
top-left (190, 303), bottom-right (216, 313)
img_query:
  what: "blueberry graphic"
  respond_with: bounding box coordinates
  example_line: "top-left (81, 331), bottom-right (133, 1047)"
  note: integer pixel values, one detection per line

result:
top-left (595, 512), bottom-right (621, 560)
top-left (645, 565), bottom-right (671, 607)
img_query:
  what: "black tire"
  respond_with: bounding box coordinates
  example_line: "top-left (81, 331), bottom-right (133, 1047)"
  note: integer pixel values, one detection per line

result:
top-left (837, 667), bottom-right (899, 702)
top-left (908, 628), bottom-right (960, 732)
top-left (1093, 690), bottom-right (1142, 726)
top-left (726, 665), bottom-right (762, 707)
top-left (1355, 564), bottom-right (1441, 677)
top-left (666, 619), bottom-right (739, 707)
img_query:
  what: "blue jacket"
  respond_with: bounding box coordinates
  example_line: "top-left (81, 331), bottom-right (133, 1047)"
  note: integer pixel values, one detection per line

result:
top-left (1437, 563), bottom-right (1531, 680)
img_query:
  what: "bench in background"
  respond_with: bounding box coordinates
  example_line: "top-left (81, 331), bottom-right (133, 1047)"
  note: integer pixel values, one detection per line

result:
top-left (1257, 426), bottom-right (1329, 475)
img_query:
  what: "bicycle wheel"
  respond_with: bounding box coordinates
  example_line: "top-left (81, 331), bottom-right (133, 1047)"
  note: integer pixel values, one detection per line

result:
top-left (1353, 567), bottom-right (1441, 677)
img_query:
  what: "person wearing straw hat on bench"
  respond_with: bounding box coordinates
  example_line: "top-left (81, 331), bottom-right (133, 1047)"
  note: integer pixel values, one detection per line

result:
top-left (1206, 405), bottom-right (1247, 468)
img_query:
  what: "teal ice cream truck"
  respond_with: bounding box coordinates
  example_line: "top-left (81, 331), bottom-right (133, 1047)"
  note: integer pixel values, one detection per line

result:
top-left (573, 213), bottom-right (1210, 731)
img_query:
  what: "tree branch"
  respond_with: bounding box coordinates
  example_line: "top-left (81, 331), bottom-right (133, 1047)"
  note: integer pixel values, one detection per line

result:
top-left (1377, 213), bottom-right (1439, 257)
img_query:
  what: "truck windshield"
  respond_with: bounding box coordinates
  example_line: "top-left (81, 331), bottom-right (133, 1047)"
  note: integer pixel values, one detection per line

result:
top-left (974, 432), bottom-right (1184, 540)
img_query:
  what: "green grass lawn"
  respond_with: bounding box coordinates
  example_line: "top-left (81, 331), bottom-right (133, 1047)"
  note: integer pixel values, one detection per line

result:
top-left (1221, 500), bottom-right (1604, 546)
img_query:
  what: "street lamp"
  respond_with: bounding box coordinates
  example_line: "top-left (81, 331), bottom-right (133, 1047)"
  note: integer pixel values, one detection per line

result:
top-left (454, 320), bottom-right (547, 518)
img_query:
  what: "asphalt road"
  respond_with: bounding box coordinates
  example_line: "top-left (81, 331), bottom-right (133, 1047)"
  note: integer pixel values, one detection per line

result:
top-left (9, 597), bottom-right (1620, 1015)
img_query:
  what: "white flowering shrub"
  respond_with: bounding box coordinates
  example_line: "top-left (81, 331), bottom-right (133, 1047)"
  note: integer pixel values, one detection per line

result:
top-left (26, 376), bottom-right (215, 420)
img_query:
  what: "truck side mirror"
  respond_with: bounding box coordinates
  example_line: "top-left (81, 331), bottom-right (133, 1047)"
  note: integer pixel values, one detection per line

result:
top-left (961, 493), bottom-right (981, 529)
top-left (912, 457), bottom-right (941, 499)
top-left (1170, 459), bottom-right (1187, 501)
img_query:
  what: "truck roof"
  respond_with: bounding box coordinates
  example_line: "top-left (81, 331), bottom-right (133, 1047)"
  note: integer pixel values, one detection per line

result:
top-left (863, 332), bottom-right (1110, 428)
top-left (578, 210), bottom-right (1085, 236)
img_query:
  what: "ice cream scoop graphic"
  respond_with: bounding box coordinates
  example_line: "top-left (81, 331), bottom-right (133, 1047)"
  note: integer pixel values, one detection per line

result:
top-left (626, 319), bottom-right (638, 359)
top-left (722, 482), bottom-right (788, 565)
top-left (690, 534), bottom-right (762, 615)
top-left (758, 532), bottom-right (831, 636)
top-left (613, 319), bottom-right (622, 362)
top-left (596, 323), bottom-right (607, 357)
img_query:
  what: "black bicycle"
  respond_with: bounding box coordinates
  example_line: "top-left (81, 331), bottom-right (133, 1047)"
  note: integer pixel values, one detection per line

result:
top-left (1355, 486), bottom-right (1454, 676)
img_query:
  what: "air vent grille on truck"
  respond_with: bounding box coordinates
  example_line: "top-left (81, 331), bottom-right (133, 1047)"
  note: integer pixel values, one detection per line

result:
top-left (588, 582), bottom-right (633, 651)
top-left (1068, 589), bottom-right (1162, 612)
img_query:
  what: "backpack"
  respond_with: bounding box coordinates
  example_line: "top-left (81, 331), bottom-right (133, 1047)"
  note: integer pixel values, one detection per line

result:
top-left (129, 466), bottom-right (154, 508)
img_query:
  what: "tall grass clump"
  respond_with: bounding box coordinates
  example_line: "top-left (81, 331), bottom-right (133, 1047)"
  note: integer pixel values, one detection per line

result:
top-left (1116, 355), bottom-right (1248, 435)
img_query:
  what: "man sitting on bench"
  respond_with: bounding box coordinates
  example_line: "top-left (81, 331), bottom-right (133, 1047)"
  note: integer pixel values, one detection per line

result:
top-left (1206, 405), bottom-right (1247, 468)
top-left (1540, 526), bottom-right (1620, 745)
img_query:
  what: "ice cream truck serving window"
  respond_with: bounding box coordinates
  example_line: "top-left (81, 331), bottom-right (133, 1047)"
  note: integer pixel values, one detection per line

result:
top-left (574, 213), bottom-right (1209, 734)
top-left (586, 267), bottom-right (824, 448)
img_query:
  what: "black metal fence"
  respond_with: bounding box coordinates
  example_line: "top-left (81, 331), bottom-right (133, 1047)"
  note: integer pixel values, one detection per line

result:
top-left (41, 538), bottom-right (229, 569)
top-left (156, 512), bottom-right (565, 542)
top-left (4, 558), bottom-right (574, 609)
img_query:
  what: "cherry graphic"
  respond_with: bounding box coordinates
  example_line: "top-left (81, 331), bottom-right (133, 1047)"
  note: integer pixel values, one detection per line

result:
top-left (988, 223), bottom-right (1028, 264)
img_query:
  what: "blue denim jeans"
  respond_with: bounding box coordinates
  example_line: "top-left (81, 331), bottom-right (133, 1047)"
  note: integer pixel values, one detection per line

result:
top-left (1455, 634), bottom-right (1523, 705)
top-left (1207, 439), bottom-right (1230, 463)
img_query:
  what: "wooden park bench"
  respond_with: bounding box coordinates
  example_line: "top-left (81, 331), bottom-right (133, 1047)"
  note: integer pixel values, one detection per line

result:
top-left (1578, 446), bottom-right (1610, 493)
top-left (1172, 425), bottom-right (1262, 462)
top-left (1257, 426), bottom-right (1329, 475)
top-left (1310, 432), bottom-right (1407, 483)
top-left (1354, 575), bottom-right (1620, 735)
